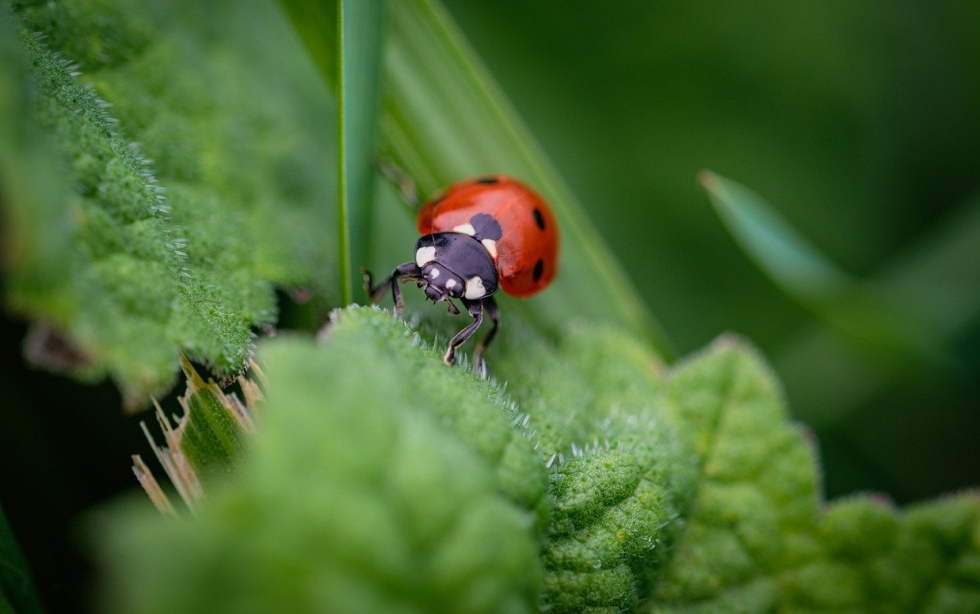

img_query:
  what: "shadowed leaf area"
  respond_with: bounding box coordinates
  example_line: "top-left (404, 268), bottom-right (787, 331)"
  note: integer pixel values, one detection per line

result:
top-left (1, 0), bottom-right (335, 406)
top-left (99, 307), bottom-right (980, 613)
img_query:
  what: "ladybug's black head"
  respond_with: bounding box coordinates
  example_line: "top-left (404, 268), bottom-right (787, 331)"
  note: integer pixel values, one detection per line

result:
top-left (419, 261), bottom-right (465, 302)
top-left (414, 233), bottom-right (499, 304)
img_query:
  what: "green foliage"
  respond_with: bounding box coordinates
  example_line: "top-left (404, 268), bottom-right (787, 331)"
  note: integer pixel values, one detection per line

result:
top-left (650, 345), bottom-right (980, 614)
top-left (0, 0), bottom-right (335, 405)
top-left (0, 505), bottom-right (43, 614)
top-left (1, 0), bottom-right (977, 611)
top-left (701, 171), bottom-right (951, 370)
top-left (101, 307), bottom-right (547, 614)
top-left (103, 308), bottom-right (980, 612)
top-left (493, 326), bottom-right (690, 611)
top-left (175, 358), bottom-right (251, 478)
top-left (280, 0), bottom-right (674, 359)
top-left (336, 0), bottom-right (385, 304)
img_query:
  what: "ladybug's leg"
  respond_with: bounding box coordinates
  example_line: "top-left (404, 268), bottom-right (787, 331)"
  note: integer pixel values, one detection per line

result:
top-left (362, 262), bottom-right (420, 314)
top-left (443, 298), bottom-right (461, 315)
top-left (472, 296), bottom-right (499, 378)
top-left (444, 299), bottom-right (484, 367)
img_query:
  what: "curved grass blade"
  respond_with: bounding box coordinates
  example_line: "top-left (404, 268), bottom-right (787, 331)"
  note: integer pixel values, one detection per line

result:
top-left (279, 0), bottom-right (673, 359)
top-left (699, 170), bottom-right (850, 301)
top-left (337, 0), bottom-right (384, 305)
top-left (277, 0), bottom-right (337, 87)
top-left (777, 190), bottom-right (980, 426)
top-left (0, 505), bottom-right (44, 614)
top-left (701, 170), bottom-right (949, 366)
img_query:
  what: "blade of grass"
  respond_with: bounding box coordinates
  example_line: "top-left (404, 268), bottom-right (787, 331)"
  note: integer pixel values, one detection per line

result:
top-left (0, 505), bottom-right (44, 614)
top-left (699, 170), bottom-right (850, 301)
top-left (700, 170), bottom-right (949, 366)
top-left (279, 0), bottom-right (673, 359)
top-left (276, 0), bottom-right (336, 87)
top-left (383, 0), bottom-right (672, 357)
top-left (337, 0), bottom-right (384, 305)
top-left (776, 190), bottom-right (980, 427)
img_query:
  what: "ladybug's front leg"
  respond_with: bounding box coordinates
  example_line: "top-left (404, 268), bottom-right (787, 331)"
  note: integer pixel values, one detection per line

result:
top-left (362, 262), bottom-right (420, 314)
top-left (444, 299), bottom-right (484, 368)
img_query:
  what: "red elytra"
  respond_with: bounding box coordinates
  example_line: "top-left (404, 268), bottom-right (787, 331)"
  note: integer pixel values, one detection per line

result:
top-left (416, 175), bottom-right (559, 297)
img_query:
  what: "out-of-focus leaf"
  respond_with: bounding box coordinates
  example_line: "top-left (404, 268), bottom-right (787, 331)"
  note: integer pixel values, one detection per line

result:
top-left (778, 190), bottom-right (980, 428)
top-left (0, 7), bottom-right (73, 304)
top-left (701, 170), bottom-right (949, 366)
top-left (0, 506), bottom-right (44, 614)
top-left (0, 0), bottom-right (334, 405)
top-left (281, 0), bottom-right (674, 359)
top-left (337, 0), bottom-right (384, 304)
top-left (700, 171), bottom-right (849, 300)
top-left (277, 0), bottom-right (337, 86)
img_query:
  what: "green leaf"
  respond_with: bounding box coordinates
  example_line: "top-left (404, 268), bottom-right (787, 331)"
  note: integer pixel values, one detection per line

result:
top-left (777, 191), bottom-right (980, 427)
top-left (107, 308), bottom-right (980, 613)
top-left (492, 327), bottom-right (691, 612)
top-left (0, 505), bottom-right (44, 614)
top-left (337, 0), bottom-right (384, 304)
top-left (701, 171), bottom-right (950, 366)
top-left (1, 0), bottom-right (335, 405)
top-left (281, 0), bottom-right (673, 359)
top-left (699, 171), bottom-right (849, 300)
top-left (0, 7), bottom-right (74, 308)
top-left (134, 357), bottom-right (258, 515)
top-left (648, 340), bottom-right (980, 614)
top-left (102, 307), bottom-right (546, 613)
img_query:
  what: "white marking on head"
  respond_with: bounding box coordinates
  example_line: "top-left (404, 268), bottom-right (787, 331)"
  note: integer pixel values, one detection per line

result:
top-left (453, 223), bottom-right (476, 236)
top-left (428, 267), bottom-right (440, 278)
top-left (415, 246), bottom-right (436, 267)
top-left (445, 278), bottom-right (457, 289)
top-left (481, 239), bottom-right (498, 259)
top-left (464, 276), bottom-right (487, 299)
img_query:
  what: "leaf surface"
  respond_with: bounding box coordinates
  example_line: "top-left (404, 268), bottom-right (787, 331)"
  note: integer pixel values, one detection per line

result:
top-left (1, 0), bottom-right (335, 404)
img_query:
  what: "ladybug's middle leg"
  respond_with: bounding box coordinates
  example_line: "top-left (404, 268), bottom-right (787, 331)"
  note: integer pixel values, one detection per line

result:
top-left (362, 262), bottom-right (420, 313)
top-left (472, 296), bottom-right (499, 378)
top-left (444, 299), bottom-right (484, 367)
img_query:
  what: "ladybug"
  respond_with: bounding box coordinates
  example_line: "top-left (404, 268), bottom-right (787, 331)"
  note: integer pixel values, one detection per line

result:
top-left (364, 175), bottom-right (559, 374)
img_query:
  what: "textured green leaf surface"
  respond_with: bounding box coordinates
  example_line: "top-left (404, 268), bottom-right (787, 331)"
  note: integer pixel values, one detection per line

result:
top-left (649, 342), bottom-right (980, 614)
top-left (102, 307), bottom-right (547, 613)
top-left (0, 0), bottom-right (334, 404)
top-left (104, 307), bottom-right (980, 613)
top-left (493, 326), bottom-right (692, 612)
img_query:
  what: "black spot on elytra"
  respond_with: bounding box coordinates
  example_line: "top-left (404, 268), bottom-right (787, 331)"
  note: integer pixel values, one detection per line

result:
top-left (470, 212), bottom-right (502, 241)
top-left (533, 259), bottom-right (544, 283)
top-left (532, 208), bottom-right (545, 230)
top-left (475, 176), bottom-right (499, 185)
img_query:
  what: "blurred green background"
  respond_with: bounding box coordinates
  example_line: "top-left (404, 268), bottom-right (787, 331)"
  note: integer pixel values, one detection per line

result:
top-left (2, 0), bottom-right (979, 611)
top-left (442, 0), bottom-right (980, 502)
